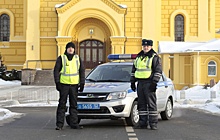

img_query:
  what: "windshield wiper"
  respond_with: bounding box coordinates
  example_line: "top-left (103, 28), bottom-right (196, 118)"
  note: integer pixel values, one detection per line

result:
top-left (95, 79), bottom-right (126, 82)
top-left (86, 79), bottom-right (97, 82)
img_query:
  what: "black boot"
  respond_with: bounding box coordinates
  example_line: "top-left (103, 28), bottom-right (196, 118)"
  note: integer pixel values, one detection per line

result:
top-left (71, 125), bottom-right (83, 129)
top-left (150, 124), bottom-right (157, 130)
top-left (55, 126), bottom-right (62, 130)
top-left (133, 125), bottom-right (148, 129)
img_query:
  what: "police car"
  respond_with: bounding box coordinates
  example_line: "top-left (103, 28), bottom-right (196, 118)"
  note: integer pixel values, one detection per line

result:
top-left (66, 54), bottom-right (174, 126)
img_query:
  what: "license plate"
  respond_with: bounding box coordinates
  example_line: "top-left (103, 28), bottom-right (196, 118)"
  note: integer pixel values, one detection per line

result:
top-left (77, 104), bottom-right (100, 110)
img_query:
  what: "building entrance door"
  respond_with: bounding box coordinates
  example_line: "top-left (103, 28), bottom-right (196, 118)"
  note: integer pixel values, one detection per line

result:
top-left (79, 40), bottom-right (105, 69)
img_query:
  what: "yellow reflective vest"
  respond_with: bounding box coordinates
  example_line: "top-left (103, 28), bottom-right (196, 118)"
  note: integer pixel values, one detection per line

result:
top-left (60, 54), bottom-right (80, 84)
top-left (134, 54), bottom-right (155, 79)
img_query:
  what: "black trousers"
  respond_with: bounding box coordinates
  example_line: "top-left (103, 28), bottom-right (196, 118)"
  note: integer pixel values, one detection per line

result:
top-left (137, 81), bottom-right (158, 127)
top-left (56, 84), bottom-right (78, 128)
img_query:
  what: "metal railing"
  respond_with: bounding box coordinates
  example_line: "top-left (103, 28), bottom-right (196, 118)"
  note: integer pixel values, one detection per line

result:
top-left (1, 87), bottom-right (59, 104)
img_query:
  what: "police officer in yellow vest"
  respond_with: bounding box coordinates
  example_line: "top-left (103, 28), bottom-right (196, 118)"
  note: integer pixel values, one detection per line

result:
top-left (130, 39), bottom-right (162, 130)
top-left (54, 42), bottom-right (85, 130)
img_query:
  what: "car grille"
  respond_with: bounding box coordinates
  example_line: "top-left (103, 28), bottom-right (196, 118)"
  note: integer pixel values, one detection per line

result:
top-left (77, 93), bottom-right (109, 102)
top-left (78, 107), bottom-right (110, 114)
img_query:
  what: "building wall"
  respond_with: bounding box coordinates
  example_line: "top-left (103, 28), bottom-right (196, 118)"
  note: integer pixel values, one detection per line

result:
top-left (0, 42), bottom-right (26, 70)
top-left (40, 38), bottom-right (57, 69)
top-left (161, 0), bottom-right (198, 37)
top-left (0, 0), bottom-right (24, 36)
top-left (200, 53), bottom-right (220, 84)
top-left (113, 0), bottom-right (142, 54)
top-left (216, 0), bottom-right (220, 38)
top-left (216, 0), bottom-right (220, 29)
top-left (40, 0), bottom-right (67, 37)
top-left (184, 56), bottom-right (192, 84)
top-left (114, 0), bottom-right (142, 37)
top-left (168, 52), bottom-right (220, 90)
top-left (39, 0), bottom-right (68, 67)
top-left (0, 0), bottom-right (26, 70)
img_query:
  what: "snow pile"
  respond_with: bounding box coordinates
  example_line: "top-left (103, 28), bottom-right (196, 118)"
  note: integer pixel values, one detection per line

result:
top-left (0, 108), bottom-right (21, 121)
top-left (186, 80), bottom-right (220, 99)
top-left (175, 80), bottom-right (220, 114)
top-left (0, 79), bottom-right (21, 86)
top-left (198, 102), bottom-right (220, 114)
top-left (158, 39), bottom-right (220, 54)
top-left (55, 3), bottom-right (66, 8)
top-left (118, 4), bottom-right (127, 8)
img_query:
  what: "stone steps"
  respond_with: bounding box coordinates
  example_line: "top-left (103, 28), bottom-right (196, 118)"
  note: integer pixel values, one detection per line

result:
top-left (31, 70), bottom-right (55, 86)
top-left (30, 69), bottom-right (91, 86)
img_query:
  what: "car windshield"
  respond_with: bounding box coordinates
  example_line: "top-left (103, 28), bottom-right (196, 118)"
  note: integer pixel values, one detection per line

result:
top-left (86, 64), bottom-right (132, 82)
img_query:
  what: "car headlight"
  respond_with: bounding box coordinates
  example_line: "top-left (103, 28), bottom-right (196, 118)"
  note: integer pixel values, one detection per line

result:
top-left (107, 91), bottom-right (127, 100)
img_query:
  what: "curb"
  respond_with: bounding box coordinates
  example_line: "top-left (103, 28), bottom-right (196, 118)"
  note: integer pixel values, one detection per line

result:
top-left (0, 100), bottom-right (20, 107)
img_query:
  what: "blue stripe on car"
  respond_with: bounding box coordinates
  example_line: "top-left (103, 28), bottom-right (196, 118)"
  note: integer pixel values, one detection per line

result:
top-left (157, 81), bottom-right (173, 87)
top-left (127, 89), bottom-right (133, 93)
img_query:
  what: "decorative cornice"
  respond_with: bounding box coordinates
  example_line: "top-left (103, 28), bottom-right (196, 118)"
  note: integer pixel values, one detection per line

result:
top-left (101, 0), bottom-right (126, 14)
top-left (56, 0), bottom-right (81, 14)
top-left (56, 0), bottom-right (126, 14)
top-left (40, 38), bottom-right (56, 45)
top-left (0, 40), bottom-right (26, 47)
top-left (40, 38), bottom-right (56, 42)
top-left (110, 36), bottom-right (126, 45)
top-left (9, 42), bottom-right (26, 46)
top-left (126, 37), bottom-right (142, 42)
top-left (9, 40), bottom-right (26, 43)
top-left (56, 36), bottom-right (72, 44)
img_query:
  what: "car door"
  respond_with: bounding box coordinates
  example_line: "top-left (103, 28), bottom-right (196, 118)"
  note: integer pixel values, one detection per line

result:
top-left (156, 74), bottom-right (169, 110)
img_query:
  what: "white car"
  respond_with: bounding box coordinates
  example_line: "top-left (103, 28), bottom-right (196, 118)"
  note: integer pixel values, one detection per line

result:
top-left (66, 54), bottom-right (175, 126)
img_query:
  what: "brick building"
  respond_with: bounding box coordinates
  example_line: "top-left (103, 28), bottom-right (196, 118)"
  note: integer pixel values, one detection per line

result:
top-left (0, 0), bottom-right (220, 89)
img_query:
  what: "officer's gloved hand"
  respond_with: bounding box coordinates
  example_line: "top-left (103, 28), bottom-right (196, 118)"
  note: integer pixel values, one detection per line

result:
top-left (130, 83), bottom-right (136, 92)
top-left (78, 84), bottom-right (85, 92)
top-left (55, 82), bottom-right (62, 91)
top-left (149, 82), bottom-right (157, 92)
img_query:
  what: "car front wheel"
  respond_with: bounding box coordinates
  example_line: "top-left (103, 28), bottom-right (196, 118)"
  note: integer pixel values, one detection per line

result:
top-left (160, 98), bottom-right (173, 120)
top-left (125, 101), bottom-right (139, 126)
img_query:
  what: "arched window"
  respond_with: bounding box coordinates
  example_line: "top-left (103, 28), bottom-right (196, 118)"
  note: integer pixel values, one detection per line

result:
top-left (208, 61), bottom-right (217, 76)
top-left (0, 14), bottom-right (10, 41)
top-left (175, 14), bottom-right (184, 42)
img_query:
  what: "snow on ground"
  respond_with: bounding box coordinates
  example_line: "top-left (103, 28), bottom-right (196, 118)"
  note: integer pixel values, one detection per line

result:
top-left (175, 80), bottom-right (220, 114)
top-left (0, 79), bottom-right (21, 86)
top-left (8, 101), bottom-right (58, 107)
top-left (0, 108), bottom-right (21, 121)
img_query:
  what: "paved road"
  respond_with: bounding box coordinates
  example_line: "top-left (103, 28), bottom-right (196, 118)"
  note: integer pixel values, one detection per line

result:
top-left (0, 107), bottom-right (220, 140)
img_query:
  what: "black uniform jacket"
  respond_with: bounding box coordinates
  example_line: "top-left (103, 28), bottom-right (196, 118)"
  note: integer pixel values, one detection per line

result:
top-left (53, 54), bottom-right (85, 85)
top-left (130, 49), bottom-right (162, 83)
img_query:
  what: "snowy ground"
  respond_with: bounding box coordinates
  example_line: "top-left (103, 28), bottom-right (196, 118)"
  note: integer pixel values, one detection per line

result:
top-left (175, 81), bottom-right (220, 115)
top-left (0, 78), bottom-right (220, 121)
top-left (0, 79), bottom-right (21, 86)
top-left (0, 108), bottom-right (21, 121)
top-left (0, 79), bottom-right (22, 121)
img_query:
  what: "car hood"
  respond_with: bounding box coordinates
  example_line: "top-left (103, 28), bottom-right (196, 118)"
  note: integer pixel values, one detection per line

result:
top-left (82, 82), bottom-right (130, 93)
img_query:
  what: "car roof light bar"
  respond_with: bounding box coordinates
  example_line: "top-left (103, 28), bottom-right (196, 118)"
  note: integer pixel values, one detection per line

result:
top-left (107, 54), bottom-right (137, 60)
